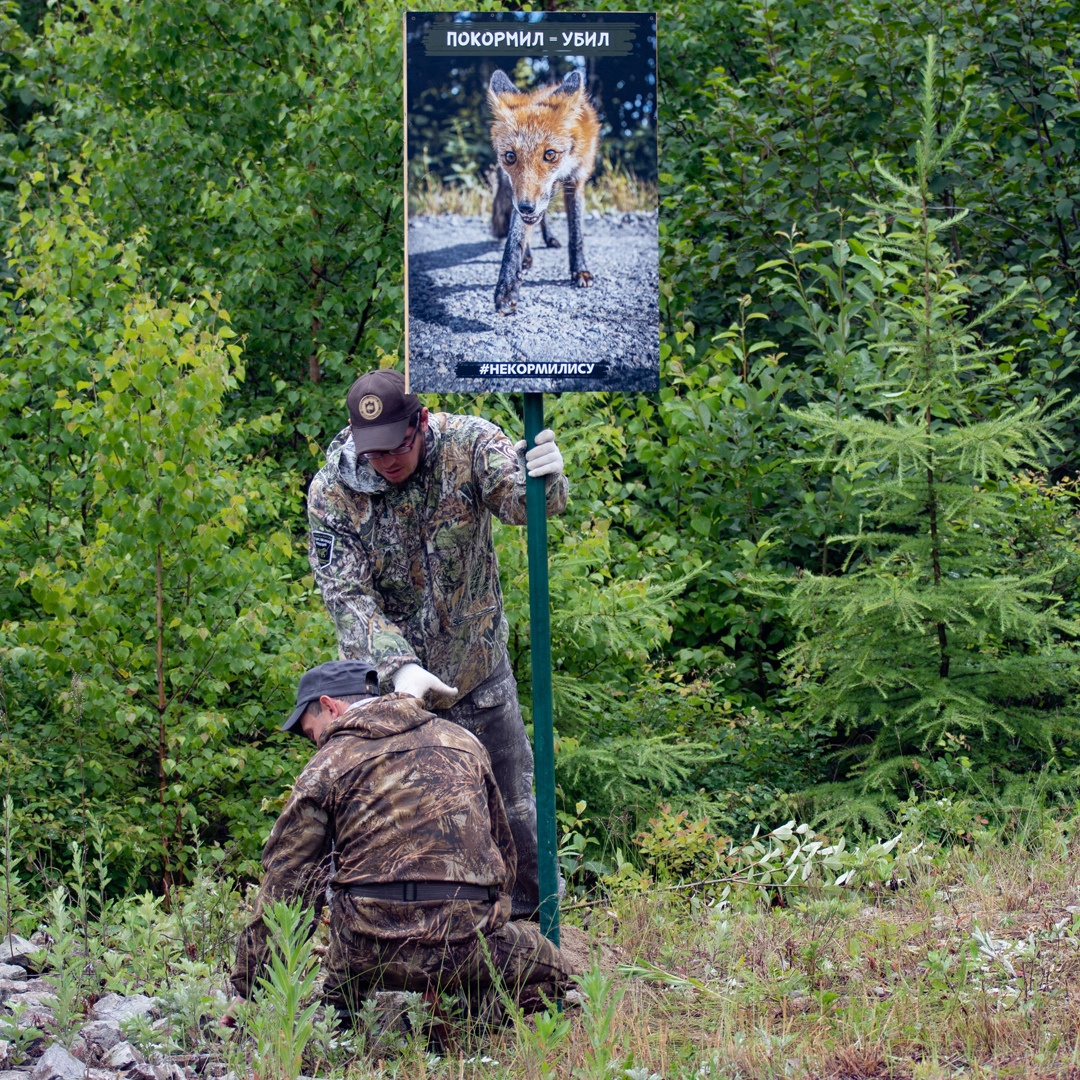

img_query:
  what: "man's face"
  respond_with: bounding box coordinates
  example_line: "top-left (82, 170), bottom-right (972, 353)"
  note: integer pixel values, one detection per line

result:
top-left (365, 408), bottom-right (429, 486)
top-left (300, 702), bottom-right (332, 744)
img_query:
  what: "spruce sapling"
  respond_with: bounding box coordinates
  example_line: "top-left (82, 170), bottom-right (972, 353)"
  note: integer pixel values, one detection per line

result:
top-left (783, 37), bottom-right (1080, 811)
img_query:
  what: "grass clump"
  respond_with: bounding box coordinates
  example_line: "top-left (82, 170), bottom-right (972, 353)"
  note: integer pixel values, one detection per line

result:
top-left (409, 157), bottom-right (657, 218)
top-left (10, 803), bottom-right (1080, 1077)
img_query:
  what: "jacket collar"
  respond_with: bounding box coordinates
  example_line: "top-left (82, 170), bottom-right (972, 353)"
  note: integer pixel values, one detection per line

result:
top-left (318, 693), bottom-right (436, 747)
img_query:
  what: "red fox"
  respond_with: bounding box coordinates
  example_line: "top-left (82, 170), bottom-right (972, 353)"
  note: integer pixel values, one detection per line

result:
top-left (487, 68), bottom-right (601, 315)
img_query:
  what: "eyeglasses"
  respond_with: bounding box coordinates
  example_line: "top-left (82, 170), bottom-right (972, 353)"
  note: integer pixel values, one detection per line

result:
top-left (362, 411), bottom-right (422, 460)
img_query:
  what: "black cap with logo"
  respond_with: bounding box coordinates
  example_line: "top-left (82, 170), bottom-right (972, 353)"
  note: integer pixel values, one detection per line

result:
top-left (347, 369), bottom-right (421, 455)
top-left (282, 659), bottom-right (379, 735)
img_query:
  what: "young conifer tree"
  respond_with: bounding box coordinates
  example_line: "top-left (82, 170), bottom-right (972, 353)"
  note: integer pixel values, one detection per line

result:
top-left (785, 38), bottom-right (1080, 809)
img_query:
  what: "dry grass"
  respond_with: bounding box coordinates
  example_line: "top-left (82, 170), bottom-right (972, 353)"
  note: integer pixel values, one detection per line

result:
top-left (15, 820), bottom-right (1080, 1078)
top-left (408, 158), bottom-right (657, 219)
top-left (303, 825), bottom-right (1080, 1076)
top-left (518, 829), bottom-right (1080, 1080)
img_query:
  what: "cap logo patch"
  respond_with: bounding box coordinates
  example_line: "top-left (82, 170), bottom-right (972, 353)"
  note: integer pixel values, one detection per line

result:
top-left (358, 394), bottom-right (383, 420)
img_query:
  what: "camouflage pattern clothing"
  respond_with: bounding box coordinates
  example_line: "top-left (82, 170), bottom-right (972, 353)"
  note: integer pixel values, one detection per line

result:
top-left (434, 655), bottom-right (540, 918)
top-left (324, 913), bottom-right (570, 1019)
top-left (306, 412), bottom-right (569, 706)
top-left (231, 693), bottom-right (519, 999)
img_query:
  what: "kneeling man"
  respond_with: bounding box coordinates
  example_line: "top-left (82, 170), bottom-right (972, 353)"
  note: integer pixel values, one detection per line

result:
top-left (230, 659), bottom-right (569, 1017)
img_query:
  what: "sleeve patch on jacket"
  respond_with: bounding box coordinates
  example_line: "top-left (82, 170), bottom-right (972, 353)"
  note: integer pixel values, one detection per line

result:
top-left (311, 530), bottom-right (335, 567)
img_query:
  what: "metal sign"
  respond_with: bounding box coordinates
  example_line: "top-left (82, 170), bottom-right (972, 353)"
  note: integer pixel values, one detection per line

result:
top-left (404, 11), bottom-right (659, 394)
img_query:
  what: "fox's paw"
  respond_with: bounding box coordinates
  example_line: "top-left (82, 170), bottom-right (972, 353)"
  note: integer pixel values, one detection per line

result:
top-left (571, 270), bottom-right (594, 288)
top-left (522, 250), bottom-right (533, 271)
top-left (494, 286), bottom-right (519, 315)
top-left (544, 234), bottom-right (561, 249)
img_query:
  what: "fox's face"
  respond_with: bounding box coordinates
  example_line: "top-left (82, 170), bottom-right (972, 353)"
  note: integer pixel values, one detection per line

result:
top-left (488, 69), bottom-right (595, 225)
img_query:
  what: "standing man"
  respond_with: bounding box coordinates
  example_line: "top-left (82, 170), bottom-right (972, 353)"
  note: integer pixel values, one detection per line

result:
top-left (306, 369), bottom-right (567, 918)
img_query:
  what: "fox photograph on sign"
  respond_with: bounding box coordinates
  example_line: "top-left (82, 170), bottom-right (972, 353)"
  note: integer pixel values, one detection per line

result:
top-left (404, 12), bottom-right (659, 393)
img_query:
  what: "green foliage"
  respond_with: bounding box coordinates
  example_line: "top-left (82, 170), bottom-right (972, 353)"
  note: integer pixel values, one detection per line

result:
top-left (512, 1004), bottom-right (572, 1080)
top-left (651, 0), bottom-right (1080, 711)
top-left (240, 898), bottom-right (321, 1080)
top-left (0, 0), bottom-right (1079, 876)
top-left (634, 804), bottom-right (722, 881)
top-left (779, 39), bottom-right (1080, 818)
top-left (573, 964), bottom-right (628, 1080)
top-left (0, 182), bottom-right (330, 886)
top-left (0, 795), bottom-right (33, 937)
top-left (0, 1001), bottom-right (43, 1065)
top-left (13, 0), bottom-right (411, 448)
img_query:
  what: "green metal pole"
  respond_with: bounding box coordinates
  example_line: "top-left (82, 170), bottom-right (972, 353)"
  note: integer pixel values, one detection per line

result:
top-left (523, 392), bottom-right (560, 946)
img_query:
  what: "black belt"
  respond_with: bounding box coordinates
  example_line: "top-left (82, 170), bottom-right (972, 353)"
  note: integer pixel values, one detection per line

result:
top-left (343, 882), bottom-right (499, 902)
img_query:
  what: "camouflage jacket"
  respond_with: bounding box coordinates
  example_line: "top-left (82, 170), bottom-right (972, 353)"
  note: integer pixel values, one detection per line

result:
top-left (231, 694), bottom-right (516, 998)
top-left (307, 412), bottom-right (569, 705)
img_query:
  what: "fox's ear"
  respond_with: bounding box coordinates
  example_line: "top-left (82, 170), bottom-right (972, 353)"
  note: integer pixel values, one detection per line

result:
top-left (489, 70), bottom-right (516, 96)
top-left (555, 69), bottom-right (585, 95)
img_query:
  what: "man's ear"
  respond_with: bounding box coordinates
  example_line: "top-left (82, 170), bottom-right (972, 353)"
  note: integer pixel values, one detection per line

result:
top-left (419, 406), bottom-right (430, 429)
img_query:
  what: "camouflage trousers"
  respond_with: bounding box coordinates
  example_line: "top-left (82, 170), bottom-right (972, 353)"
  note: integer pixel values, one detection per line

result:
top-left (434, 654), bottom-right (540, 919)
top-left (323, 916), bottom-right (572, 1016)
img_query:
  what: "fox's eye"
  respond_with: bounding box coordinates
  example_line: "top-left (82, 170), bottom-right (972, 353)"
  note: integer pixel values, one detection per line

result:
top-left (544, 149), bottom-right (558, 162)
top-left (503, 151), bottom-right (516, 165)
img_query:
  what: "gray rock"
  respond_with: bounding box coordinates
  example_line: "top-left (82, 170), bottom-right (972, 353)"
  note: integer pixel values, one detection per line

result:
top-left (29, 1043), bottom-right (84, 1080)
top-left (87, 1071), bottom-right (120, 1080)
top-left (89, 994), bottom-right (160, 1024)
top-left (0, 966), bottom-right (25, 982)
top-left (0, 1041), bottom-right (8, 1069)
top-left (0, 1072), bottom-right (29, 1080)
top-left (204, 1064), bottom-right (228, 1078)
top-left (0, 935), bottom-right (43, 972)
top-left (12, 994), bottom-right (56, 1010)
top-left (102, 1041), bottom-right (145, 1069)
top-left (13, 1006), bottom-right (55, 1031)
top-left (128, 1066), bottom-right (159, 1080)
top-left (70, 1019), bottom-right (123, 1064)
top-left (78, 1020), bottom-right (122, 1054)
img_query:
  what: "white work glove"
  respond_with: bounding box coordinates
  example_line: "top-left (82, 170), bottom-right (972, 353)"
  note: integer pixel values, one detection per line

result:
top-left (515, 428), bottom-right (564, 479)
top-left (392, 663), bottom-right (458, 702)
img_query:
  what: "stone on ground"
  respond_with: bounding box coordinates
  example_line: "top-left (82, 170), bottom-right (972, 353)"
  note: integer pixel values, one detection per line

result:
top-left (90, 992), bottom-right (160, 1023)
top-left (29, 1042), bottom-right (85, 1080)
top-left (0, 934), bottom-right (43, 971)
top-left (72, 1018), bottom-right (123, 1061)
top-left (102, 1040), bottom-right (146, 1069)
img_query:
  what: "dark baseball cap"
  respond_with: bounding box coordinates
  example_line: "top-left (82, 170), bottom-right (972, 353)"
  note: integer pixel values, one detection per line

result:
top-left (347, 369), bottom-right (421, 454)
top-left (282, 659), bottom-right (379, 735)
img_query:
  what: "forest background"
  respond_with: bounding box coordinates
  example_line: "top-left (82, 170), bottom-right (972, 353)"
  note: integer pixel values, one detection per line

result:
top-left (2, 0), bottom-right (1079, 896)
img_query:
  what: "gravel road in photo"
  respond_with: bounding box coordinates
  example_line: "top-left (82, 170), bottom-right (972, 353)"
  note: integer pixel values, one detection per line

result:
top-left (407, 210), bottom-right (659, 393)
